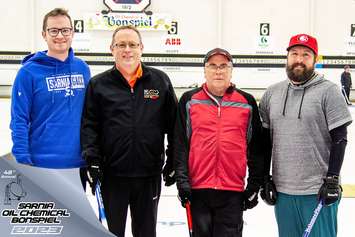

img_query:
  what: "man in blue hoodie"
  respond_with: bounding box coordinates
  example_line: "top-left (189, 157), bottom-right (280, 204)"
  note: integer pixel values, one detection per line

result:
top-left (10, 8), bottom-right (91, 174)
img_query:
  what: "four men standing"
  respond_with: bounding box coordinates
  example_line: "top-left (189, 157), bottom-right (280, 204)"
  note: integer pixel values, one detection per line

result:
top-left (9, 10), bottom-right (353, 237)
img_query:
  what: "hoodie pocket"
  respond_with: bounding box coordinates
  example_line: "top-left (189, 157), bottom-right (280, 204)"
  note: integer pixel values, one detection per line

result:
top-left (31, 123), bottom-right (80, 156)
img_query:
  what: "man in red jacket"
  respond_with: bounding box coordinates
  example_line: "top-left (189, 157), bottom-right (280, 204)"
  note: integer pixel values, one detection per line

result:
top-left (174, 48), bottom-right (264, 237)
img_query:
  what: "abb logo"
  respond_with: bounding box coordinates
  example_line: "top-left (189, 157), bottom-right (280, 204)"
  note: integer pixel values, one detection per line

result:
top-left (165, 38), bottom-right (181, 45)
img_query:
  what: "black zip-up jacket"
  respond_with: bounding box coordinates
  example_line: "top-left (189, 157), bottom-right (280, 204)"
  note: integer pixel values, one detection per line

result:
top-left (341, 71), bottom-right (352, 88)
top-left (81, 64), bottom-right (177, 177)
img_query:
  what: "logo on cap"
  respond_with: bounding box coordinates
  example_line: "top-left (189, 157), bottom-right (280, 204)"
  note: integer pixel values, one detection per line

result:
top-left (298, 35), bottom-right (308, 42)
top-left (287, 33), bottom-right (318, 55)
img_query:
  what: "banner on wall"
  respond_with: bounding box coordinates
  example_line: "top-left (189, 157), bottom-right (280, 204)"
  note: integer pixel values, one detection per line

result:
top-left (103, 0), bottom-right (151, 13)
top-left (84, 13), bottom-right (172, 31)
top-left (161, 21), bottom-right (183, 53)
top-left (254, 23), bottom-right (275, 54)
top-left (344, 24), bottom-right (355, 55)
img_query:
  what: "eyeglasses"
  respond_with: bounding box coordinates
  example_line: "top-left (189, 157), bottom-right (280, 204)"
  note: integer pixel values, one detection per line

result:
top-left (112, 42), bottom-right (140, 50)
top-left (205, 63), bottom-right (232, 72)
top-left (46, 28), bottom-right (73, 37)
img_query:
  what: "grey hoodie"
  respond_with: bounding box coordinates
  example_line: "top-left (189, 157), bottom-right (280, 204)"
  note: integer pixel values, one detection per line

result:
top-left (259, 72), bottom-right (352, 195)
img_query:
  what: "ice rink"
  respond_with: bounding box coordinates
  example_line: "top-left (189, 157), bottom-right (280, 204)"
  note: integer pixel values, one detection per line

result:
top-left (1, 98), bottom-right (354, 237)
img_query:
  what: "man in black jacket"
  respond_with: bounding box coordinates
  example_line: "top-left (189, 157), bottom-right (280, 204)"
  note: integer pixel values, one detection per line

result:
top-left (341, 65), bottom-right (352, 104)
top-left (80, 25), bottom-right (177, 237)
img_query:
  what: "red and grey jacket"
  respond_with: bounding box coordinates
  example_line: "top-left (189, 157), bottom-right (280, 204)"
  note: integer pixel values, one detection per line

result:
top-left (174, 83), bottom-right (263, 192)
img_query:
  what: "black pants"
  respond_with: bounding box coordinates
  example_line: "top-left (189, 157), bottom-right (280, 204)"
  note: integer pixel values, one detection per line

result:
top-left (344, 86), bottom-right (351, 100)
top-left (101, 175), bottom-right (161, 237)
top-left (190, 189), bottom-right (244, 237)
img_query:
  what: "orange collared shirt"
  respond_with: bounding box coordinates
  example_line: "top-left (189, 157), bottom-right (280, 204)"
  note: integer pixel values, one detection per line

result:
top-left (126, 64), bottom-right (143, 88)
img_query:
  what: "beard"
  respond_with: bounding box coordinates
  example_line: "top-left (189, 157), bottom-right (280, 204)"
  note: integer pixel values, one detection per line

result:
top-left (286, 63), bottom-right (314, 83)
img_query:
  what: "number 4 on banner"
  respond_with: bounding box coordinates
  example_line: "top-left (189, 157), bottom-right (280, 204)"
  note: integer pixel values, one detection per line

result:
top-left (74, 20), bottom-right (84, 33)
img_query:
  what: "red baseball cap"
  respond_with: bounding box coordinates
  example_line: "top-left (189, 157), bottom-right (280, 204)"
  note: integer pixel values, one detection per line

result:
top-left (287, 34), bottom-right (318, 55)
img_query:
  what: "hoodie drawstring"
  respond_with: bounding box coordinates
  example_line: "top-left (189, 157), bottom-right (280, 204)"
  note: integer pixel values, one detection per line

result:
top-left (282, 84), bottom-right (306, 119)
top-left (69, 63), bottom-right (72, 111)
top-left (52, 62), bottom-right (57, 104)
top-left (298, 88), bottom-right (306, 119)
top-left (282, 84), bottom-right (290, 116)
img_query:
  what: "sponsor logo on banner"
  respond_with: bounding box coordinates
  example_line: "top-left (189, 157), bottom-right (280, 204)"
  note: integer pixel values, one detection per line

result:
top-left (85, 13), bottom-right (172, 31)
top-left (165, 38), bottom-right (181, 46)
top-left (258, 36), bottom-right (269, 48)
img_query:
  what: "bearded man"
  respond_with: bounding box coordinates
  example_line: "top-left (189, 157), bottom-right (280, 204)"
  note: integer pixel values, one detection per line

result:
top-left (258, 34), bottom-right (352, 237)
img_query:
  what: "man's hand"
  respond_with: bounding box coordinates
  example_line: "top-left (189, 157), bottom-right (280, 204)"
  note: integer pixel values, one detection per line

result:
top-left (87, 162), bottom-right (103, 195)
top-left (162, 165), bottom-right (176, 186)
top-left (243, 184), bottom-right (259, 210)
top-left (318, 176), bottom-right (341, 206)
top-left (260, 175), bottom-right (277, 205)
top-left (178, 188), bottom-right (191, 208)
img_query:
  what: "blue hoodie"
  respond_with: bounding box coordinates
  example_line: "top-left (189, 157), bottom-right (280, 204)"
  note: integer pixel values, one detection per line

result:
top-left (10, 48), bottom-right (91, 168)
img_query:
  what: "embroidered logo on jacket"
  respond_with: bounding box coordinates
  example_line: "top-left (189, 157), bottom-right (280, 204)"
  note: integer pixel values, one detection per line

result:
top-left (46, 74), bottom-right (85, 96)
top-left (144, 89), bottom-right (159, 99)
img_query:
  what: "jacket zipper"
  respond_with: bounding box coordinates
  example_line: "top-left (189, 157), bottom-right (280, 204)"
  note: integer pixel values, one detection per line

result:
top-left (215, 101), bottom-right (222, 189)
top-left (130, 85), bottom-right (136, 171)
top-left (204, 89), bottom-right (222, 189)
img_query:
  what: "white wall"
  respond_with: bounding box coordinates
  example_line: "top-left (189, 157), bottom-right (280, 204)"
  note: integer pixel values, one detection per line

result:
top-left (4, 0), bottom-right (355, 54)
top-left (1, 0), bottom-right (355, 90)
top-left (222, 0), bottom-right (311, 55)
top-left (314, 0), bottom-right (355, 56)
